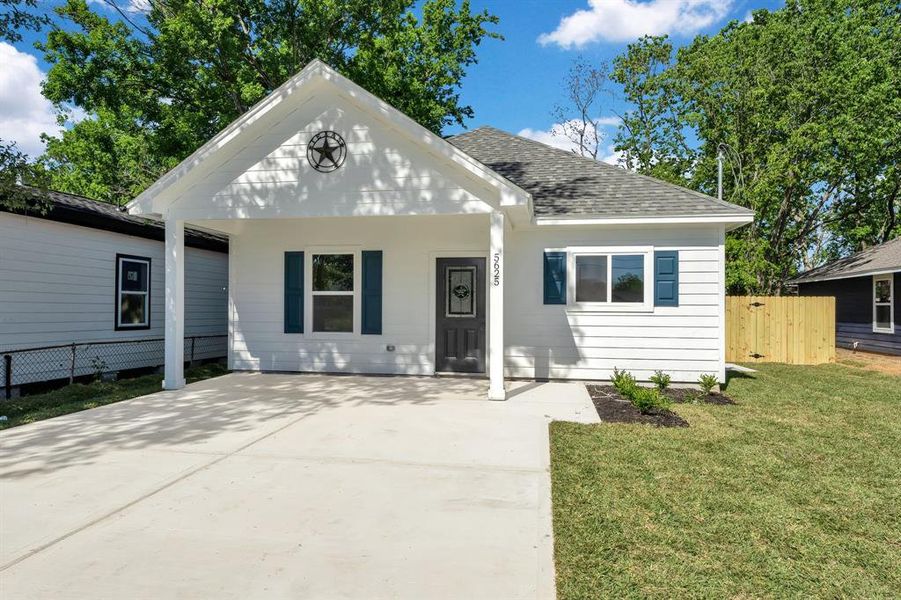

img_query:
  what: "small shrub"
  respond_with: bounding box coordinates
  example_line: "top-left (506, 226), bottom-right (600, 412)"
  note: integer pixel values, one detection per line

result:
top-left (698, 374), bottom-right (718, 395)
top-left (90, 356), bottom-right (108, 382)
top-left (630, 386), bottom-right (671, 414)
top-left (611, 368), bottom-right (638, 395)
top-left (650, 370), bottom-right (671, 391)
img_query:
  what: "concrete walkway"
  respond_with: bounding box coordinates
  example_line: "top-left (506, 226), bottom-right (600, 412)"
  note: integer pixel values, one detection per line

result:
top-left (0, 373), bottom-right (597, 599)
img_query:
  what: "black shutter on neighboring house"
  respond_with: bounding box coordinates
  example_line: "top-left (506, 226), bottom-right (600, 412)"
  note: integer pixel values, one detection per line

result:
top-left (543, 251), bottom-right (567, 305)
top-left (654, 250), bottom-right (679, 307)
top-left (361, 250), bottom-right (383, 335)
top-left (284, 251), bottom-right (304, 333)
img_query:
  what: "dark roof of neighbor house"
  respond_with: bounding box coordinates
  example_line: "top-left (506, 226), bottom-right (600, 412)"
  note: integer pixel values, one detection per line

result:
top-left (447, 126), bottom-right (754, 219)
top-left (789, 237), bottom-right (901, 284)
top-left (1, 187), bottom-right (228, 253)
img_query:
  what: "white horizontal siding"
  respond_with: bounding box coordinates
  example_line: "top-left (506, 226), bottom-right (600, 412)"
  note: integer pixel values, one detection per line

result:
top-left (228, 216), bottom-right (725, 383)
top-left (0, 213), bottom-right (228, 355)
top-left (504, 225), bottom-right (725, 382)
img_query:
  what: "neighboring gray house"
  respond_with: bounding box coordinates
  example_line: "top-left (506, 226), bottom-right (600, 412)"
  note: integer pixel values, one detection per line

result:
top-left (791, 237), bottom-right (900, 355)
top-left (0, 189), bottom-right (229, 390)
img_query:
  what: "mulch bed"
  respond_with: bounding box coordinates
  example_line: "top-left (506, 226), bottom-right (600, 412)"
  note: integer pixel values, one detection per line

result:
top-left (666, 387), bottom-right (736, 405)
top-left (586, 385), bottom-right (689, 428)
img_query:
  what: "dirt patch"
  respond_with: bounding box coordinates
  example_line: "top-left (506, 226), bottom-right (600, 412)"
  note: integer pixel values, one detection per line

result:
top-left (837, 348), bottom-right (901, 376)
top-left (586, 385), bottom-right (688, 427)
top-left (666, 387), bottom-right (736, 405)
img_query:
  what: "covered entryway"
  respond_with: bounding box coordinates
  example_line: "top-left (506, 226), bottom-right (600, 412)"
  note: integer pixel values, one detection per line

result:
top-left (0, 373), bottom-right (598, 598)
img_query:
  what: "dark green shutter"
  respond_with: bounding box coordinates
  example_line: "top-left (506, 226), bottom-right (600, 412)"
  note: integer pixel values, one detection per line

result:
top-left (284, 251), bottom-right (304, 333)
top-left (543, 251), bottom-right (567, 304)
top-left (361, 250), bottom-right (382, 335)
top-left (654, 250), bottom-right (679, 307)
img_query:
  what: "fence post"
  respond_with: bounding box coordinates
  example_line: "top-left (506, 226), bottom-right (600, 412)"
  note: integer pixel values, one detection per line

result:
top-left (190, 336), bottom-right (196, 366)
top-left (69, 343), bottom-right (77, 384)
top-left (4, 354), bottom-right (11, 400)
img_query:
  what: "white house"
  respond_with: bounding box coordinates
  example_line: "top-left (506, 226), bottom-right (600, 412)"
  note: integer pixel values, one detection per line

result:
top-left (0, 189), bottom-right (228, 388)
top-left (127, 60), bottom-right (753, 400)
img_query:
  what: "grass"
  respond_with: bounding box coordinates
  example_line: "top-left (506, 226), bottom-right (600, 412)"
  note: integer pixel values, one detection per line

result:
top-left (551, 363), bottom-right (901, 598)
top-left (0, 363), bottom-right (228, 430)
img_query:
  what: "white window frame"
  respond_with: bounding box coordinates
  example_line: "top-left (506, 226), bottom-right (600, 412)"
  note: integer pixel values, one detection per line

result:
top-left (116, 255), bottom-right (151, 329)
top-left (306, 249), bottom-right (359, 337)
top-left (873, 274), bottom-right (894, 334)
top-left (566, 246), bottom-right (654, 312)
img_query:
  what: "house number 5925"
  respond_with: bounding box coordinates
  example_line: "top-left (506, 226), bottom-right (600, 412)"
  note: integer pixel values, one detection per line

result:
top-left (492, 253), bottom-right (501, 286)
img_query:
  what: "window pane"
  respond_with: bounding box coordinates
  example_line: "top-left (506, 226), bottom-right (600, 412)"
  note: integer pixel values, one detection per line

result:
top-left (875, 305), bottom-right (892, 330)
top-left (313, 254), bottom-right (354, 291)
top-left (446, 267), bottom-right (476, 317)
top-left (875, 279), bottom-right (891, 303)
top-left (576, 256), bottom-right (607, 302)
top-left (611, 255), bottom-right (644, 303)
top-left (121, 260), bottom-right (148, 292)
top-left (313, 295), bottom-right (353, 332)
top-left (120, 293), bottom-right (147, 325)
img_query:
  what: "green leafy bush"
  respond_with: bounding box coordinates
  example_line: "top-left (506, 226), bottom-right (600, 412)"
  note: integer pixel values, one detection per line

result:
top-left (611, 367), bottom-right (637, 395)
top-left (698, 374), bottom-right (718, 395)
top-left (650, 370), bottom-right (671, 391)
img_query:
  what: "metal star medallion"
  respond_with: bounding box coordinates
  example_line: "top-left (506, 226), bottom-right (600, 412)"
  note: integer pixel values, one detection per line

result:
top-left (307, 130), bottom-right (347, 173)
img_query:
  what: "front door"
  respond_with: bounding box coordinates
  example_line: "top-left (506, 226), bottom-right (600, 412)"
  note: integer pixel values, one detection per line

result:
top-left (435, 258), bottom-right (486, 373)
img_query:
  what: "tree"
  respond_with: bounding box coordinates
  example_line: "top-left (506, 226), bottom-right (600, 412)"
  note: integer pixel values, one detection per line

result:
top-left (611, 1), bottom-right (901, 293)
top-left (611, 36), bottom-right (694, 185)
top-left (551, 57), bottom-right (610, 159)
top-left (1, 0), bottom-right (49, 43)
top-left (38, 0), bottom-right (500, 202)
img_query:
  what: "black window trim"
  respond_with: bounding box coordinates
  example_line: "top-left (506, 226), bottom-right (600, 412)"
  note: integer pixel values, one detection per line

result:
top-left (115, 253), bottom-right (152, 331)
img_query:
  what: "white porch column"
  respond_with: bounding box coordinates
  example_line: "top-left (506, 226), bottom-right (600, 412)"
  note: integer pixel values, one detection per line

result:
top-left (488, 210), bottom-right (506, 400)
top-left (163, 217), bottom-right (186, 390)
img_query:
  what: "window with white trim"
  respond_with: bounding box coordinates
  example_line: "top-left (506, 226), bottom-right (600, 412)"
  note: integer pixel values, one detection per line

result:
top-left (569, 248), bottom-right (653, 310)
top-left (873, 274), bottom-right (894, 333)
top-left (312, 253), bottom-right (354, 332)
top-left (117, 255), bottom-right (150, 329)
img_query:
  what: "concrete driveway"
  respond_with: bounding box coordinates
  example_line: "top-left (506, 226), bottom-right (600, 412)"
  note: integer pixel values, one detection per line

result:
top-left (0, 373), bottom-right (597, 599)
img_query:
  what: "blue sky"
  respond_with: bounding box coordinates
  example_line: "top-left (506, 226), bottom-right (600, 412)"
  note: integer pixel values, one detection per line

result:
top-left (2, 0), bottom-right (781, 160)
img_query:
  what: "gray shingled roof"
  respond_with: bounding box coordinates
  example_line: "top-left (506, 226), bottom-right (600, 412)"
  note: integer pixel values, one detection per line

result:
top-left (2, 187), bottom-right (228, 252)
top-left (448, 126), bottom-right (753, 219)
top-left (790, 237), bottom-right (901, 284)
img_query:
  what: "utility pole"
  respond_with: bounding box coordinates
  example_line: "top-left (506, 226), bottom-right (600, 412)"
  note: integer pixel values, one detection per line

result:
top-left (717, 144), bottom-right (725, 202)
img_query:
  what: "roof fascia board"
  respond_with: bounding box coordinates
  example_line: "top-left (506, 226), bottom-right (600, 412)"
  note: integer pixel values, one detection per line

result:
top-left (791, 267), bottom-right (900, 285)
top-left (534, 214), bottom-right (754, 228)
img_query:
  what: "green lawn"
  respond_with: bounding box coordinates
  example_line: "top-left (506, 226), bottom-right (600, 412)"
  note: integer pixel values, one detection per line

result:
top-left (551, 363), bottom-right (901, 598)
top-left (0, 363), bottom-right (228, 430)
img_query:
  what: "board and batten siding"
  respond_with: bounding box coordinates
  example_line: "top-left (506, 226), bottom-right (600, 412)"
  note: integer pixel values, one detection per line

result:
top-left (229, 215), bottom-right (725, 382)
top-left (504, 224), bottom-right (725, 382)
top-left (0, 212), bottom-right (228, 351)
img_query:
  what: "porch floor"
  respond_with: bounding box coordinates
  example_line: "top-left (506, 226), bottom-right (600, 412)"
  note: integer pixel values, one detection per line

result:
top-left (0, 372), bottom-right (597, 599)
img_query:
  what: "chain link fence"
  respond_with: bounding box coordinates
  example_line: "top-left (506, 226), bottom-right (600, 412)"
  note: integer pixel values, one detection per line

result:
top-left (2, 335), bottom-right (227, 398)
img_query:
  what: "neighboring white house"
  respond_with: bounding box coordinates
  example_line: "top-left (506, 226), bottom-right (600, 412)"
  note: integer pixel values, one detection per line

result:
top-left (127, 60), bottom-right (753, 400)
top-left (0, 190), bottom-right (228, 388)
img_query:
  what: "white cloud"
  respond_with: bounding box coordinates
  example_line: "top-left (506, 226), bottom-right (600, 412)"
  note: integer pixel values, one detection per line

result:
top-left (518, 118), bottom-right (623, 166)
top-left (87, 0), bottom-right (151, 14)
top-left (538, 0), bottom-right (733, 48)
top-left (0, 43), bottom-right (59, 156)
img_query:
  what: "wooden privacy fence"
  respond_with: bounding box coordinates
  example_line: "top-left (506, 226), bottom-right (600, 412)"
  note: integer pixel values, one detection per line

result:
top-left (726, 296), bottom-right (835, 365)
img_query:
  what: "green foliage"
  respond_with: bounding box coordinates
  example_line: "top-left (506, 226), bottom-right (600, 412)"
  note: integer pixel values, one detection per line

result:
top-left (611, 367), bottom-right (637, 395)
top-left (611, 2), bottom-right (901, 293)
top-left (629, 385), bottom-right (671, 414)
top-left (650, 369), bottom-right (671, 391)
top-left (0, 0), bottom-right (49, 43)
top-left (698, 373), bottom-right (718, 395)
top-left (0, 140), bottom-right (52, 213)
top-left (612, 367), bottom-right (670, 413)
top-left (38, 0), bottom-right (501, 202)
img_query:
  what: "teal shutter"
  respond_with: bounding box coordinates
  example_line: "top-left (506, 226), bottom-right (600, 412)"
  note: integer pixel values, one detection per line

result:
top-left (543, 251), bottom-right (567, 304)
top-left (284, 252), bottom-right (304, 333)
top-left (654, 251), bottom-right (679, 307)
top-left (361, 250), bottom-right (382, 335)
